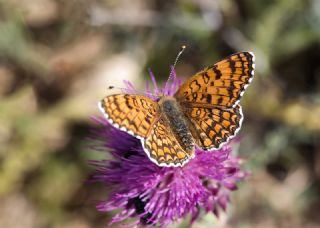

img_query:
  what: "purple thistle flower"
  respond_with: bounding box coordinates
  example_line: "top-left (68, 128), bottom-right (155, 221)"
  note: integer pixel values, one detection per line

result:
top-left (90, 68), bottom-right (248, 227)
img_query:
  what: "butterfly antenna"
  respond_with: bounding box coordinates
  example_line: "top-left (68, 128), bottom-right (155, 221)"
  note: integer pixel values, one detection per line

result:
top-left (176, 45), bottom-right (186, 66)
top-left (170, 45), bottom-right (186, 78)
top-left (165, 45), bottom-right (186, 94)
top-left (108, 85), bottom-right (156, 98)
top-left (107, 85), bottom-right (124, 90)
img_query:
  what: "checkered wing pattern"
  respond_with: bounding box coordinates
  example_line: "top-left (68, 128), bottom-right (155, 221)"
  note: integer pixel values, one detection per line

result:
top-left (175, 52), bottom-right (255, 108)
top-left (99, 94), bottom-right (159, 138)
top-left (187, 105), bottom-right (243, 150)
top-left (144, 117), bottom-right (191, 167)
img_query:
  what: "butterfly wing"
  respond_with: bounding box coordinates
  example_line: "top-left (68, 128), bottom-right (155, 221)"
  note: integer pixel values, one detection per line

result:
top-left (99, 94), bottom-right (192, 167)
top-left (143, 116), bottom-right (193, 167)
top-left (99, 94), bottom-right (159, 139)
top-left (186, 105), bottom-right (243, 150)
top-left (174, 52), bottom-right (255, 108)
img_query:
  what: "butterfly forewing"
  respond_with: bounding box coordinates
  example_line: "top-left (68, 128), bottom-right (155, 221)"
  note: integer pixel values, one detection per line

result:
top-left (99, 94), bottom-right (159, 138)
top-left (186, 105), bottom-right (243, 150)
top-left (174, 52), bottom-right (255, 108)
top-left (144, 117), bottom-right (191, 167)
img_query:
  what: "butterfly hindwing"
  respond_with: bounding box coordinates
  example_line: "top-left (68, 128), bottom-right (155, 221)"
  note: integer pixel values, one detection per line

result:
top-left (186, 105), bottom-right (243, 150)
top-left (143, 117), bottom-right (192, 167)
top-left (174, 52), bottom-right (255, 108)
top-left (99, 94), bottom-right (159, 138)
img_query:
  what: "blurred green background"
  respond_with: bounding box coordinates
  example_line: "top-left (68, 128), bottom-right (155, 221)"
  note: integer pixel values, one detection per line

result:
top-left (0, 0), bottom-right (320, 227)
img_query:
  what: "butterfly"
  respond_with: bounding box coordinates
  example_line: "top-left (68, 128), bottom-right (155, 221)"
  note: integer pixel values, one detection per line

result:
top-left (98, 52), bottom-right (255, 167)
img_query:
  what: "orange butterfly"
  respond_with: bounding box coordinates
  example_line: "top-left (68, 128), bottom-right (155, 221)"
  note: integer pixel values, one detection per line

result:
top-left (99, 52), bottom-right (255, 167)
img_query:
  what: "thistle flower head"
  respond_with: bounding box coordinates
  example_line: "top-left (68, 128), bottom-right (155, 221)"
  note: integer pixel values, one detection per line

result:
top-left (90, 68), bottom-right (248, 227)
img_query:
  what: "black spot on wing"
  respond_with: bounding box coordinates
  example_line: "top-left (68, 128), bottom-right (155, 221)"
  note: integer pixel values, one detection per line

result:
top-left (212, 66), bottom-right (222, 80)
top-left (206, 94), bottom-right (212, 103)
top-left (202, 72), bottom-right (210, 83)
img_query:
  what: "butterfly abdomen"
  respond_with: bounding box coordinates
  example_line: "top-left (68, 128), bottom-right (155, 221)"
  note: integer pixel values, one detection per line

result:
top-left (159, 97), bottom-right (195, 156)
